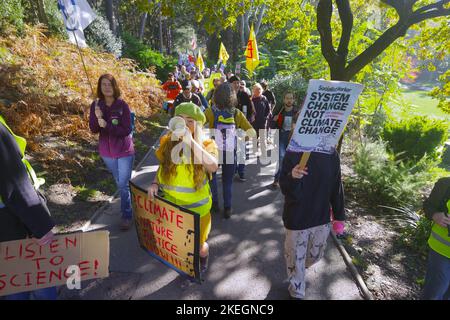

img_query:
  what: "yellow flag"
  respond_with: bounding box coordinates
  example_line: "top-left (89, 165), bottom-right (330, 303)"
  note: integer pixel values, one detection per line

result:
top-left (245, 25), bottom-right (259, 76)
top-left (196, 50), bottom-right (205, 72)
top-left (218, 42), bottom-right (229, 66)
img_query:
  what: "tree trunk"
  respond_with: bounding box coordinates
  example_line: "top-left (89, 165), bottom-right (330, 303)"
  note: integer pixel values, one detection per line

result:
top-left (105, 0), bottom-right (116, 35)
top-left (239, 15), bottom-right (246, 49)
top-left (139, 13), bottom-right (148, 40)
top-left (159, 5), bottom-right (164, 53)
top-left (254, 5), bottom-right (266, 36)
top-left (36, 0), bottom-right (49, 26)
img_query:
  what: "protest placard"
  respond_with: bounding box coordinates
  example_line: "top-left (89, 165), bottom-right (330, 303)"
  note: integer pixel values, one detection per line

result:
top-left (288, 79), bottom-right (364, 154)
top-left (0, 230), bottom-right (109, 296)
top-left (130, 182), bottom-right (200, 281)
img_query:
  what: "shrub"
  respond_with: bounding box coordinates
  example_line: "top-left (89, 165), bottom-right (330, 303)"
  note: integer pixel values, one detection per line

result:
top-left (269, 73), bottom-right (308, 114)
top-left (382, 116), bottom-right (448, 162)
top-left (364, 106), bottom-right (389, 141)
top-left (84, 13), bottom-right (122, 57)
top-left (398, 214), bottom-right (432, 260)
top-left (350, 140), bottom-right (433, 208)
top-left (0, 0), bottom-right (24, 33)
top-left (122, 32), bottom-right (177, 81)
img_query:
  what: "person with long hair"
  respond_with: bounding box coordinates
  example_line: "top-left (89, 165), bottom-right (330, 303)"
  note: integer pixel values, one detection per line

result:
top-left (204, 83), bottom-right (256, 218)
top-left (148, 102), bottom-right (218, 273)
top-left (89, 74), bottom-right (135, 231)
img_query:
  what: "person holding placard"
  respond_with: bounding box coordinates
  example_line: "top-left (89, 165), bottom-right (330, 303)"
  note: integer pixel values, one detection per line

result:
top-left (148, 102), bottom-right (219, 273)
top-left (0, 115), bottom-right (57, 300)
top-left (279, 149), bottom-right (345, 300)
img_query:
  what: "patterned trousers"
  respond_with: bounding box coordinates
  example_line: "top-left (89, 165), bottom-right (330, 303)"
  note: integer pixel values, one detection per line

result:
top-left (284, 223), bottom-right (331, 299)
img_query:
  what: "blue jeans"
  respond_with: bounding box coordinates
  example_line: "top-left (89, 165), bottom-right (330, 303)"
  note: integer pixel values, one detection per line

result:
top-left (211, 152), bottom-right (236, 209)
top-left (422, 248), bottom-right (450, 300)
top-left (102, 155), bottom-right (135, 219)
top-left (274, 130), bottom-right (290, 181)
top-left (5, 287), bottom-right (57, 300)
top-left (236, 139), bottom-right (249, 178)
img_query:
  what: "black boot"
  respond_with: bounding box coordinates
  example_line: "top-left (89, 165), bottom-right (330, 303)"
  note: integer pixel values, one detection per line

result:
top-left (224, 207), bottom-right (232, 219)
top-left (211, 202), bottom-right (220, 214)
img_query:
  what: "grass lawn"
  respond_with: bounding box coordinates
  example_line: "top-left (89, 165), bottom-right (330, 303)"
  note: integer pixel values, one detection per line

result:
top-left (390, 88), bottom-right (449, 120)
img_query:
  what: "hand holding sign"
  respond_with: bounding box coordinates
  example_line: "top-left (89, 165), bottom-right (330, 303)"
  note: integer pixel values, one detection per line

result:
top-left (34, 230), bottom-right (55, 246)
top-left (291, 165), bottom-right (308, 179)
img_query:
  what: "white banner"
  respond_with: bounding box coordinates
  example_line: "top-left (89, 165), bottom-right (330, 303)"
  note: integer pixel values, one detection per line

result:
top-left (287, 79), bottom-right (364, 154)
top-left (58, 0), bottom-right (96, 48)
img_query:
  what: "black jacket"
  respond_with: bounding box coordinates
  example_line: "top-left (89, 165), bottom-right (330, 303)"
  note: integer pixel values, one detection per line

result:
top-left (280, 150), bottom-right (345, 230)
top-left (423, 177), bottom-right (450, 220)
top-left (0, 122), bottom-right (55, 242)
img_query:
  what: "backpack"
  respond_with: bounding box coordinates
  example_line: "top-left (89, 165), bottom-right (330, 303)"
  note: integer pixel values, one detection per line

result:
top-left (213, 108), bottom-right (237, 152)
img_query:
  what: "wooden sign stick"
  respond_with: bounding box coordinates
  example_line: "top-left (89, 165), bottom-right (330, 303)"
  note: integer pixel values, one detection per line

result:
top-left (298, 152), bottom-right (310, 170)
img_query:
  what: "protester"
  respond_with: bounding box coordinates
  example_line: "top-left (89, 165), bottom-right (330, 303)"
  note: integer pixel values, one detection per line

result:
top-left (202, 68), bottom-right (211, 79)
top-left (240, 80), bottom-right (252, 97)
top-left (261, 80), bottom-right (276, 112)
top-left (162, 73), bottom-right (182, 114)
top-left (191, 79), bottom-right (209, 110)
top-left (279, 149), bottom-right (345, 299)
top-left (422, 177), bottom-right (450, 300)
top-left (252, 83), bottom-right (271, 152)
top-left (189, 69), bottom-right (198, 81)
top-left (204, 83), bottom-right (256, 218)
top-left (148, 102), bottom-right (218, 273)
top-left (173, 66), bottom-right (181, 81)
top-left (162, 73), bottom-right (182, 100)
top-left (205, 78), bottom-right (221, 107)
top-left (228, 76), bottom-right (255, 181)
top-left (89, 74), bottom-right (135, 231)
top-left (173, 80), bottom-right (202, 115)
top-left (271, 92), bottom-right (299, 189)
top-left (179, 65), bottom-right (189, 81)
top-left (0, 114), bottom-right (57, 300)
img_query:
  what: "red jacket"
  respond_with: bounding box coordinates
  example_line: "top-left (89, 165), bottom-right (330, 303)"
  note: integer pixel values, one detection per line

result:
top-left (162, 81), bottom-right (182, 100)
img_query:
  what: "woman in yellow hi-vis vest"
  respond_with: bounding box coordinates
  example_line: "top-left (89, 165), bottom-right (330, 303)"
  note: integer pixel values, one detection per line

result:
top-left (422, 177), bottom-right (450, 300)
top-left (148, 102), bottom-right (218, 273)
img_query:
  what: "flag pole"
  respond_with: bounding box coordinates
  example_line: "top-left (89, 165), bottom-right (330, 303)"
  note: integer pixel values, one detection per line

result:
top-left (71, 30), bottom-right (95, 98)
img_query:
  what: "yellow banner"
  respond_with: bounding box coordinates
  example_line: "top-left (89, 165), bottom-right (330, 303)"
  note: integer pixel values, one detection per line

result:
top-left (196, 50), bottom-right (205, 73)
top-left (245, 25), bottom-right (260, 76)
top-left (130, 182), bottom-right (200, 281)
top-left (218, 42), bottom-right (229, 66)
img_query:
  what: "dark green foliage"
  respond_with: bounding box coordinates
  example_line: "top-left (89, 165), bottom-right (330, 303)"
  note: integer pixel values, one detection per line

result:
top-left (350, 140), bottom-right (433, 208)
top-left (382, 116), bottom-right (448, 162)
top-left (84, 13), bottom-right (122, 57)
top-left (1, 0), bottom-right (24, 33)
top-left (269, 73), bottom-right (308, 113)
top-left (399, 214), bottom-right (432, 260)
top-left (121, 32), bottom-right (177, 81)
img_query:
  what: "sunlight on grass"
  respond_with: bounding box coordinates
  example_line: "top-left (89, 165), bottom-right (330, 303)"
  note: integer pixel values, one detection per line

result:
top-left (389, 88), bottom-right (449, 120)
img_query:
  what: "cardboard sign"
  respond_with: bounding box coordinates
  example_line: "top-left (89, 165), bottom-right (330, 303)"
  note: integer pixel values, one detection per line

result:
top-left (0, 230), bottom-right (109, 296)
top-left (130, 182), bottom-right (200, 281)
top-left (287, 79), bottom-right (364, 154)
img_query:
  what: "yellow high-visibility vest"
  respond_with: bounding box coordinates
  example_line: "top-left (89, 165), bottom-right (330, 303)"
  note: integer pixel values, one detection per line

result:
top-left (157, 164), bottom-right (211, 217)
top-left (427, 199), bottom-right (450, 258)
top-left (0, 115), bottom-right (44, 207)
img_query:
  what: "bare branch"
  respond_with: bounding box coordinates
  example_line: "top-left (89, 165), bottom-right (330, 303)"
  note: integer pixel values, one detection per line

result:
top-left (410, 6), bottom-right (450, 25)
top-left (380, 0), bottom-right (414, 20)
top-left (254, 4), bottom-right (266, 36)
top-left (414, 0), bottom-right (450, 14)
top-left (345, 23), bottom-right (409, 81)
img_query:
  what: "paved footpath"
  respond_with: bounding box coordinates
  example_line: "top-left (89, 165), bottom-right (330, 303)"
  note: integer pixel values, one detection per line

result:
top-left (60, 137), bottom-right (363, 300)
